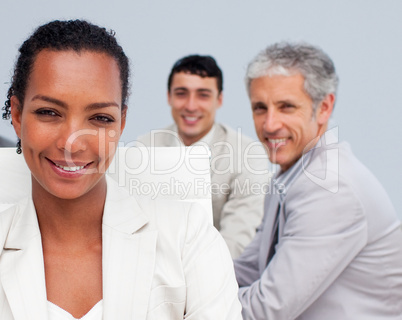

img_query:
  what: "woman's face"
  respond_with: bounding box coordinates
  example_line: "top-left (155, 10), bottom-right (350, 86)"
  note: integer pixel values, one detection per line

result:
top-left (11, 49), bottom-right (126, 200)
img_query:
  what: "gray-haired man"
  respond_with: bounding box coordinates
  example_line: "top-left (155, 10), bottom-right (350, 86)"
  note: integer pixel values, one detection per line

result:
top-left (234, 42), bottom-right (402, 319)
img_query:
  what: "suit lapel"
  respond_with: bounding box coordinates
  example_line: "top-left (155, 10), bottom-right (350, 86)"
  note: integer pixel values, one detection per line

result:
top-left (0, 199), bottom-right (48, 320)
top-left (102, 178), bottom-right (158, 320)
top-left (208, 124), bottom-right (227, 181)
top-left (163, 124), bottom-right (181, 147)
top-left (258, 191), bottom-right (280, 273)
top-left (258, 154), bottom-right (309, 273)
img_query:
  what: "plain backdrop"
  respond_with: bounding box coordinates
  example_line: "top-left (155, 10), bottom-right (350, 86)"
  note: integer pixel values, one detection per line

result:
top-left (1, 0), bottom-right (401, 218)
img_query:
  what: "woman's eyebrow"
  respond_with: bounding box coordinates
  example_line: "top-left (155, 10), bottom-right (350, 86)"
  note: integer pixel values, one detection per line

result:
top-left (31, 95), bottom-right (119, 111)
top-left (31, 94), bottom-right (67, 108)
top-left (85, 102), bottom-right (120, 111)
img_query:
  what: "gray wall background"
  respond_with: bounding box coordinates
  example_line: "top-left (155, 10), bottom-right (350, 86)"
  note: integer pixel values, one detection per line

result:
top-left (1, 0), bottom-right (401, 218)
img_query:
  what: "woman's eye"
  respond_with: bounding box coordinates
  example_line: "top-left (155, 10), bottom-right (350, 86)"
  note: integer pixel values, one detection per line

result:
top-left (34, 108), bottom-right (59, 117)
top-left (92, 115), bottom-right (115, 123)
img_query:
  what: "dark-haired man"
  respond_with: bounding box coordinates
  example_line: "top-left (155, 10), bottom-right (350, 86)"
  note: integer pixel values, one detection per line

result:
top-left (138, 55), bottom-right (270, 258)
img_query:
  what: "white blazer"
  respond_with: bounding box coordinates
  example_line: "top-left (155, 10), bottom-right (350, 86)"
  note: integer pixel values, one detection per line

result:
top-left (0, 177), bottom-right (242, 319)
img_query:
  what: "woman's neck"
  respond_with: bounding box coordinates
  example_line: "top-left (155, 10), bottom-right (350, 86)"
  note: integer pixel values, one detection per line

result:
top-left (32, 176), bottom-right (106, 246)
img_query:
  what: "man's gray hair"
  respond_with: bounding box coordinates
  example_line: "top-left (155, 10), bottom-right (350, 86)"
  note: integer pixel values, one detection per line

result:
top-left (246, 42), bottom-right (339, 109)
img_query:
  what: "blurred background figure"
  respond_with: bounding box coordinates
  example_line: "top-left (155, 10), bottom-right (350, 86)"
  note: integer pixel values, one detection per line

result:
top-left (137, 54), bottom-right (270, 258)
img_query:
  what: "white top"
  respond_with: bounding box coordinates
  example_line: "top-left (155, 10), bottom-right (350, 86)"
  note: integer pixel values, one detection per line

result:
top-left (47, 300), bottom-right (103, 320)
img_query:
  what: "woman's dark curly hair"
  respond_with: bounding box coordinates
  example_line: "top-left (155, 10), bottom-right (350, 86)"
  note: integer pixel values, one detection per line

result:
top-left (2, 19), bottom-right (130, 124)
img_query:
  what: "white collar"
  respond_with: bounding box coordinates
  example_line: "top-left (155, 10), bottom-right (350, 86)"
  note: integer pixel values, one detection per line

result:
top-left (173, 124), bottom-right (216, 147)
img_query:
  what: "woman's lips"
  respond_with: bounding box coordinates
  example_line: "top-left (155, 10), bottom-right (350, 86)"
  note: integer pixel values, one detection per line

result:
top-left (47, 158), bottom-right (93, 177)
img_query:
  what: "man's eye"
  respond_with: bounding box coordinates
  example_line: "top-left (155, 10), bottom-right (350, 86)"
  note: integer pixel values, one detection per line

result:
top-left (281, 103), bottom-right (295, 110)
top-left (252, 104), bottom-right (266, 113)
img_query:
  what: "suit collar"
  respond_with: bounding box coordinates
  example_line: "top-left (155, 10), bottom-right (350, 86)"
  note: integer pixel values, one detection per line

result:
top-left (3, 198), bottom-right (40, 250)
top-left (0, 198), bottom-right (48, 320)
top-left (205, 123), bottom-right (226, 176)
top-left (210, 123), bottom-right (226, 144)
top-left (273, 139), bottom-right (314, 203)
top-left (272, 130), bottom-right (339, 203)
top-left (3, 177), bottom-right (151, 248)
top-left (166, 123), bottom-right (224, 147)
top-left (103, 175), bottom-right (149, 234)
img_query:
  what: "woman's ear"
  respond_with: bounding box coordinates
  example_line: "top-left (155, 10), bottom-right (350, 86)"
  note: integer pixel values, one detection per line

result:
top-left (10, 96), bottom-right (22, 138)
top-left (120, 105), bottom-right (127, 133)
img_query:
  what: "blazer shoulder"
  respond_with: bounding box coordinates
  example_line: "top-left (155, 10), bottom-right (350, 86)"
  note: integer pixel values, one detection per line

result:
top-left (140, 198), bottom-right (205, 224)
top-left (214, 123), bottom-right (265, 152)
top-left (138, 198), bottom-right (211, 234)
top-left (136, 124), bottom-right (177, 147)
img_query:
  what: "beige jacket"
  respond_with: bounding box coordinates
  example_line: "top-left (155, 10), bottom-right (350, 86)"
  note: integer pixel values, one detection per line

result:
top-left (137, 123), bottom-right (271, 258)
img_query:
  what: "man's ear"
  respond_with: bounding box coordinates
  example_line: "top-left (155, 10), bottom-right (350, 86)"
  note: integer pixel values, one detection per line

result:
top-left (120, 105), bottom-right (128, 133)
top-left (316, 93), bottom-right (335, 125)
top-left (217, 91), bottom-right (223, 109)
top-left (167, 90), bottom-right (172, 107)
top-left (10, 96), bottom-right (22, 138)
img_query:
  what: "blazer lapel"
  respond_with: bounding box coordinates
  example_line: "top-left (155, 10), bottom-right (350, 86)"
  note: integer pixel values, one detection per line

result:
top-left (208, 124), bottom-right (227, 181)
top-left (102, 178), bottom-right (158, 320)
top-left (0, 199), bottom-right (48, 320)
top-left (258, 190), bottom-right (280, 273)
top-left (163, 124), bottom-right (181, 147)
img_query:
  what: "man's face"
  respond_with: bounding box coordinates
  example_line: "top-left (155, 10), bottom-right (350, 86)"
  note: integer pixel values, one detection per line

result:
top-left (250, 73), bottom-right (332, 172)
top-left (168, 72), bottom-right (222, 146)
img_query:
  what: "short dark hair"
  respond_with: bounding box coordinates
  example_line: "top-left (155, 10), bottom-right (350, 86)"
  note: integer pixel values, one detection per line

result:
top-left (167, 55), bottom-right (223, 93)
top-left (2, 19), bottom-right (130, 122)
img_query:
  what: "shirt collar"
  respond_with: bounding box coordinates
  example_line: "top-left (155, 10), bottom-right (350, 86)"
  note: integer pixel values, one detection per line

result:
top-left (173, 123), bottom-right (217, 146)
top-left (272, 144), bottom-right (314, 203)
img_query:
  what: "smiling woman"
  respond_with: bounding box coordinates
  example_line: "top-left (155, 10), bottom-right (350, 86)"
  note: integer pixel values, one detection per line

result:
top-left (12, 49), bottom-right (124, 201)
top-left (0, 20), bottom-right (241, 319)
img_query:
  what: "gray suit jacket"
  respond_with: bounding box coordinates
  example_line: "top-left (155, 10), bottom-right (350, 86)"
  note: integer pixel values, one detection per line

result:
top-left (137, 123), bottom-right (270, 258)
top-left (234, 131), bottom-right (402, 319)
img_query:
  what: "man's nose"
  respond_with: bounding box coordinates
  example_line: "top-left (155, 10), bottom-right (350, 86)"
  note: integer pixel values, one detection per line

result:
top-left (184, 95), bottom-right (197, 112)
top-left (263, 110), bottom-right (282, 133)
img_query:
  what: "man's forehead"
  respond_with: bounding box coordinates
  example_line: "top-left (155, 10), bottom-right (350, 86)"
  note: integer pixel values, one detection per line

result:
top-left (250, 73), bottom-right (305, 91)
top-left (171, 72), bottom-right (219, 91)
top-left (249, 73), bottom-right (313, 104)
